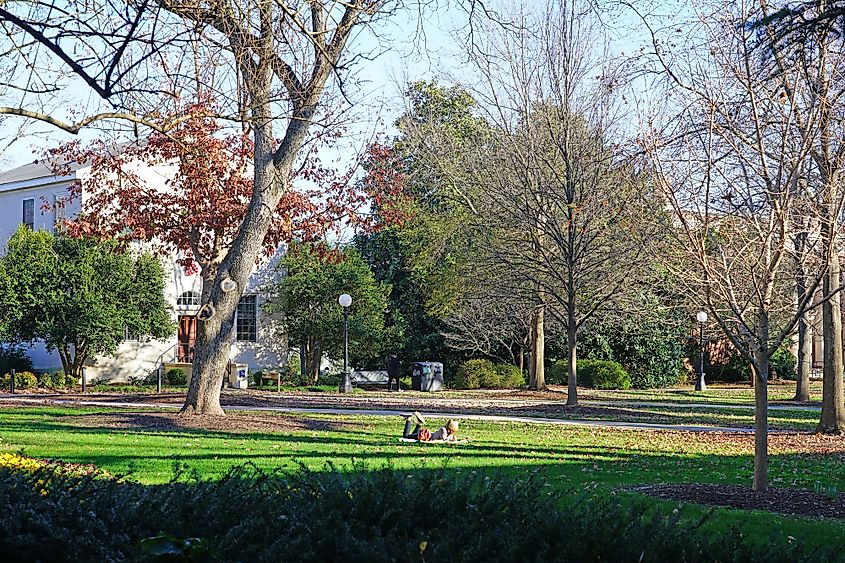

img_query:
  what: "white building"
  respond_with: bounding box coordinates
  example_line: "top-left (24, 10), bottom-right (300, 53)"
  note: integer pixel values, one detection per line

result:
top-left (0, 159), bottom-right (287, 382)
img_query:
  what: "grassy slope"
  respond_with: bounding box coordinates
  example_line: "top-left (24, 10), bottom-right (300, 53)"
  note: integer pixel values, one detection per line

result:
top-left (1, 405), bottom-right (844, 553)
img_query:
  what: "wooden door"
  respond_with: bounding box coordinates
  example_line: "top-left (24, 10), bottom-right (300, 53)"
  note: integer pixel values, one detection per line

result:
top-left (178, 315), bottom-right (197, 362)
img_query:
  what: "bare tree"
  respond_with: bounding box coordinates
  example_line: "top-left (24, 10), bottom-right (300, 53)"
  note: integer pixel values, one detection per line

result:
top-left (760, 3), bottom-right (845, 432)
top-left (453, 0), bottom-right (660, 400)
top-left (442, 288), bottom-right (534, 368)
top-left (637, 0), bottom-right (837, 489)
top-left (0, 0), bottom-right (411, 415)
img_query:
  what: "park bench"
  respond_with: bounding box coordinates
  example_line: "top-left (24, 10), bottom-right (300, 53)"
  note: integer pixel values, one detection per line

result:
top-left (350, 370), bottom-right (390, 389)
top-left (260, 371), bottom-right (283, 391)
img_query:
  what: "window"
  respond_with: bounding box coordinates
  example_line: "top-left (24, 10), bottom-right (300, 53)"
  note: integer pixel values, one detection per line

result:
top-left (177, 291), bottom-right (200, 308)
top-left (236, 295), bottom-right (257, 342)
top-left (53, 194), bottom-right (66, 232)
top-left (22, 199), bottom-right (34, 229)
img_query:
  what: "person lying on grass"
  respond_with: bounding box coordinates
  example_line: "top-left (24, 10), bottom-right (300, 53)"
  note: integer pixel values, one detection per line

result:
top-left (402, 412), bottom-right (459, 442)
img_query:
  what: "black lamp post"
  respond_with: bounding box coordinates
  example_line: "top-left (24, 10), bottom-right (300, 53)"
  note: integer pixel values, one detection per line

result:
top-left (695, 310), bottom-right (708, 391)
top-left (338, 293), bottom-right (353, 393)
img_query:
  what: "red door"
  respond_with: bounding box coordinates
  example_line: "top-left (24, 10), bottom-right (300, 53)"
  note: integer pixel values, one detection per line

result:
top-left (178, 315), bottom-right (197, 362)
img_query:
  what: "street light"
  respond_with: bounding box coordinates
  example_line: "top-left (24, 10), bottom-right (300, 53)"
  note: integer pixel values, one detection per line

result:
top-left (695, 310), bottom-right (708, 391)
top-left (338, 293), bottom-right (353, 393)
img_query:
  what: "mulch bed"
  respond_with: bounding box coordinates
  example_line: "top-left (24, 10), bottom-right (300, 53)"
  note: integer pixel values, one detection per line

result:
top-left (631, 483), bottom-right (845, 520)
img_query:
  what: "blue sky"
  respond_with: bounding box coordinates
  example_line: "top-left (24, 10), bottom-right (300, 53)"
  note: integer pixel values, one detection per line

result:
top-left (0, 0), bottom-right (665, 171)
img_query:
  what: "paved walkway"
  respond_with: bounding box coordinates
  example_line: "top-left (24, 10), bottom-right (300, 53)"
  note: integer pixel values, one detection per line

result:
top-left (585, 400), bottom-right (821, 412)
top-left (0, 395), bottom-right (761, 433)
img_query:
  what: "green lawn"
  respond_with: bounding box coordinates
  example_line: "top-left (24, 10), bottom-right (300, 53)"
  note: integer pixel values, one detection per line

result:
top-left (1, 404), bottom-right (844, 554)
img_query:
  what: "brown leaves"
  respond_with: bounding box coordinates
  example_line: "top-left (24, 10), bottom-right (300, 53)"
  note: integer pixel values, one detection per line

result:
top-left (45, 100), bottom-right (396, 275)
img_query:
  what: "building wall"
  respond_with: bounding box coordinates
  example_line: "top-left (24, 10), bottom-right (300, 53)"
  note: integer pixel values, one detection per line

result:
top-left (0, 177), bottom-right (80, 247)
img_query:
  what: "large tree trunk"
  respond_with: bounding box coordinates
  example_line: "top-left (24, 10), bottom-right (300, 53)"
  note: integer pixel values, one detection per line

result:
top-left (527, 304), bottom-right (547, 390)
top-left (566, 307), bottom-right (578, 406)
top-left (751, 314), bottom-right (769, 492)
top-left (819, 253), bottom-right (845, 433)
top-left (180, 67), bottom-right (314, 414)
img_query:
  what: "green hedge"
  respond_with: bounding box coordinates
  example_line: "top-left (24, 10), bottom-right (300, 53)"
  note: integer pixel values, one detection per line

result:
top-left (36, 371), bottom-right (77, 388)
top-left (0, 463), bottom-right (827, 562)
top-left (455, 359), bottom-right (491, 388)
top-left (455, 360), bottom-right (525, 389)
top-left (0, 370), bottom-right (38, 390)
top-left (494, 363), bottom-right (526, 388)
top-left (545, 360), bottom-right (632, 389)
top-left (165, 368), bottom-right (188, 386)
top-left (578, 360), bottom-right (631, 390)
top-left (545, 360), bottom-right (567, 385)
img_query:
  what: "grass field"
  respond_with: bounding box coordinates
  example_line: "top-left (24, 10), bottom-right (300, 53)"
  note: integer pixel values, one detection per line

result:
top-left (1, 403), bottom-right (844, 554)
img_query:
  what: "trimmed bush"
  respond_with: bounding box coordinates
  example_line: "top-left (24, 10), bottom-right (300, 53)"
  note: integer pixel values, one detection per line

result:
top-left (37, 371), bottom-right (73, 388)
top-left (479, 366), bottom-right (503, 388)
top-left (494, 363), bottom-right (525, 388)
top-left (0, 462), bottom-right (825, 562)
top-left (577, 360), bottom-right (631, 390)
top-left (454, 359), bottom-right (495, 389)
top-left (0, 345), bottom-right (33, 376)
top-left (165, 368), bottom-right (187, 386)
top-left (576, 302), bottom-right (687, 389)
top-left (0, 370), bottom-right (38, 390)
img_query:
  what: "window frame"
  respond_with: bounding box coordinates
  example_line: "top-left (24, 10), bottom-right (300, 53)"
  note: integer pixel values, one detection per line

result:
top-left (177, 291), bottom-right (201, 308)
top-left (22, 198), bottom-right (35, 229)
top-left (235, 294), bottom-right (258, 342)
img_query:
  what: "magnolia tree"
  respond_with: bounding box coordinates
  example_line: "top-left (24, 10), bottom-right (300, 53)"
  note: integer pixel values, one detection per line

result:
top-left (0, 227), bottom-right (173, 382)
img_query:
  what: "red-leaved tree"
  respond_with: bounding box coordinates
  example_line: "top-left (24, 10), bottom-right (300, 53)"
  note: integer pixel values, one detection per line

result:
top-left (48, 104), bottom-right (395, 399)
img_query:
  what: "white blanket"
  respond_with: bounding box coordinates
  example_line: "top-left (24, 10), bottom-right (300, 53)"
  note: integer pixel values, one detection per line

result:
top-left (398, 438), bottom-right (467, 444)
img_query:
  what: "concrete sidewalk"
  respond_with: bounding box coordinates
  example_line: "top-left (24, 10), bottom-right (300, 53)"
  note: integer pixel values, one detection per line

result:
top-left (0, 395), bottom-right (760, 433)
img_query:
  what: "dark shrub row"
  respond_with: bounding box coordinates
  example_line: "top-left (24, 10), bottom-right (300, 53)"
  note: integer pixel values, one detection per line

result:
top-left (546, 359), bottom-right (632, 390)
top-left (0, 370), bottom-right (76, 390)
top-left (0, 463), bottom-right (831, 562)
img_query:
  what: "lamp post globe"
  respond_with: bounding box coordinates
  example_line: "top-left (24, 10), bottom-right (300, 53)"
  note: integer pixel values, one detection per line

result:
top-left (338, 294), bottom-right (353, 393)
top-left (695, 310), bottom-right (708, 391)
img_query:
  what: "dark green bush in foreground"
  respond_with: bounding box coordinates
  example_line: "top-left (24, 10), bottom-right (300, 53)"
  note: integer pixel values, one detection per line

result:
top-left (0, 464), bottom-right (831, 562)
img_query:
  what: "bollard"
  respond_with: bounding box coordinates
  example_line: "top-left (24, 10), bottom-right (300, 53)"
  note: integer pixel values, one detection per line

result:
top-left (157, 365), bottom-right (162, 394)
top-left (81, 367), bottom-right (86, 394)
top-left (9, 368), bottom-right (14, 394)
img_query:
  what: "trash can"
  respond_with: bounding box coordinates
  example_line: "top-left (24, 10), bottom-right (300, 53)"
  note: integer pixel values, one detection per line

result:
top-left (411, 362), bottom-right (443, 392)
top-left (228, 363), bottom-right (249, 389)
